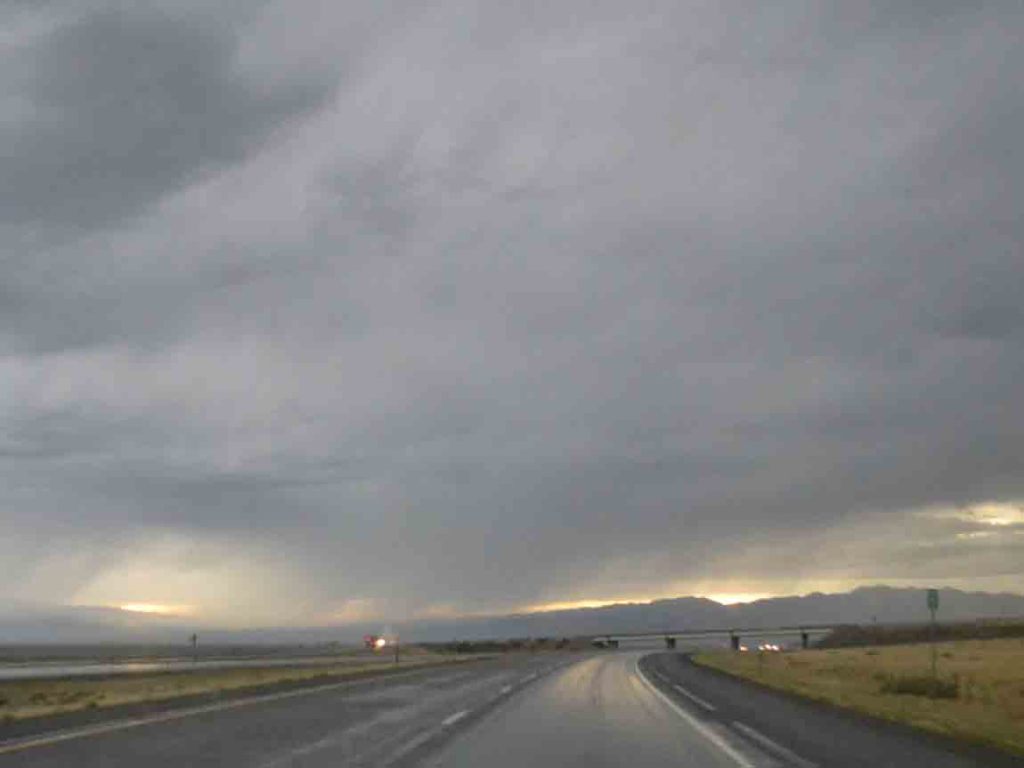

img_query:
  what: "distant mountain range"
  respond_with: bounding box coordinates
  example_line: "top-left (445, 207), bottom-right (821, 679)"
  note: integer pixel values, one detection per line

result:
top-left (395, 586), bottom-right (1024, 642)
top-left (1, 586), bottom-right (1022, 645)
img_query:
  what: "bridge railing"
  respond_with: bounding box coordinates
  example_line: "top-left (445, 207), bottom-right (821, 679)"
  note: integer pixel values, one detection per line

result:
top-left (594, 625), bottom-right (836, 651)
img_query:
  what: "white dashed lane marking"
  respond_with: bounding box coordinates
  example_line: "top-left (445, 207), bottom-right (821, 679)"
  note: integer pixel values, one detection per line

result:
top-left (441, 710), bottom-right (469, 727)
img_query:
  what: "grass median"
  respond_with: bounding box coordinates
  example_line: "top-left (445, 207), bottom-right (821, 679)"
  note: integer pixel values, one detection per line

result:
top-left (0, 650), bottom-right (474, 722)
top-left (693, 638), bottom-right (1024, 756)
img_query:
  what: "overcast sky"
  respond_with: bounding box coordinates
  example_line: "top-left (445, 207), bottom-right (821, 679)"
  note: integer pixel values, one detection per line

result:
top-left (2, 0), bottom-right (1022, 628)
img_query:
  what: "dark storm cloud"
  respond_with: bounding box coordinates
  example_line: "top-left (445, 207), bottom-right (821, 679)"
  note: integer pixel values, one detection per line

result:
top-left (2, 6), bottom-right (325, 229)
top-left (0, 0), bottom-right (1022, 624)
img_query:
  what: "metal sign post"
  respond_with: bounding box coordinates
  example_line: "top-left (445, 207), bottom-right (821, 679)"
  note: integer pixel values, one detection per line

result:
top-left (927, 589), bottom-right (939, 678)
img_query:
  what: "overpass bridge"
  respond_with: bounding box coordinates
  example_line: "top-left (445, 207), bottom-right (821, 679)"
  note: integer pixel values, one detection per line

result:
top-left (593, 624), bottom-right (837, 650)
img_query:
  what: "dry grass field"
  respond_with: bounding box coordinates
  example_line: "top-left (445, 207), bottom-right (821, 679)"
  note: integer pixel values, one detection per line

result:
top-left (694, 638), bottom-right (1024, 755)
top-left (0, 649), bottom-right (468, 721)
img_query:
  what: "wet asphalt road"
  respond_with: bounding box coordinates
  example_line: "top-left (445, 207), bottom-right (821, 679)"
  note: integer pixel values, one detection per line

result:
top-left (0, 655), bottom-right (562, 767)
top-left (2, 650), bottom-right (1021, 767)
top-left (428, 651), bottom-right (743, 768)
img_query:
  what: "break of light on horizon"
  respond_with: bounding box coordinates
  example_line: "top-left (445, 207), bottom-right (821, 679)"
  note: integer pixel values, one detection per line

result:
top-left (523, 593), bottom-right (775, 614)
top-left (118, 604), bottom-right (194, 617)
top-left (699, 594), bottom-right (774, 606)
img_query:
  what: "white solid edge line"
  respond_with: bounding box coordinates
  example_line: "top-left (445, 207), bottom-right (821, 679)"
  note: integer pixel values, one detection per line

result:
top-left (633, 658), bottom-right (757, 768)
top-left (731, 722), bottom-right (818, 768)
top-left (441, 710), bottom-right (469, 727)
top-left (0, 664), bottom-right (454, 755)
top-left (673, 683), bottom-right (717, 712)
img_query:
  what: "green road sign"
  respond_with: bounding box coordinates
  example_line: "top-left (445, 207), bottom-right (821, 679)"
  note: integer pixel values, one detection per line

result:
top-left (927, 589), bottom-right (939, 612)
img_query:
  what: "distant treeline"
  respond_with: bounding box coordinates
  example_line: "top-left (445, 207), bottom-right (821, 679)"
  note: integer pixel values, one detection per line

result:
top-left (818, 619), bottom-right (1024, 648)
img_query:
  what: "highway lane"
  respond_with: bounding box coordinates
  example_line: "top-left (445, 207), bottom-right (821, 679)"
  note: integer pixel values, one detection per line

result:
top-left (0, 655), bottom-right (566, 767)
top-left (0, 651), bottom-right (778, 767)
top-left (427, 651), bottom-right (766, 768)
top-left (5, 649), bottom-right (1020, 767)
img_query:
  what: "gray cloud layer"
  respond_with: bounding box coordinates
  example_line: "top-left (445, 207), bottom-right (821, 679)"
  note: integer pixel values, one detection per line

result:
top-left (1, 0), bottom-right (1022, 625)
top-left (4, 6), bottom-right (325, 230)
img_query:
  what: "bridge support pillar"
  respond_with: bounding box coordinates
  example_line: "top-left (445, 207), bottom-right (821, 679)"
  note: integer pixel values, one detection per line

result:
top-left (730, 633), bottom-right (740, 651)
top-left (665, 636), bottom-right (676, 649)
top-left (801, 631), bottom-right (809, 650)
